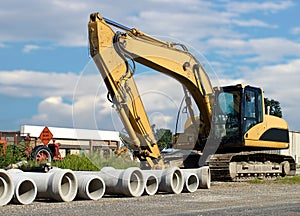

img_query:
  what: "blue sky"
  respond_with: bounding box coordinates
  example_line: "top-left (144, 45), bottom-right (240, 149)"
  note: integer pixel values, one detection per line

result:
top-left (0, 0), bottom-right (300, 132)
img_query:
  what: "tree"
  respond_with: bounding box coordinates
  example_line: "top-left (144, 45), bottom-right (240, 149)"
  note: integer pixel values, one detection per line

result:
top-left (264, 98), bottom-right (282, 118)
top-left (155, 128), bottom-right (172, 149)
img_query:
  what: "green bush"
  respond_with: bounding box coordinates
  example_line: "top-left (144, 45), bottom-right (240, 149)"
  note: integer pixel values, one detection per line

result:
top-left (0, 142), bottom-right (30, 169)
top-left (52, 153), bottom-right (139, 171)
top-left (84, 152), bottom-right (139, 170)
top-left (52, 154), bottom-right (99, 171)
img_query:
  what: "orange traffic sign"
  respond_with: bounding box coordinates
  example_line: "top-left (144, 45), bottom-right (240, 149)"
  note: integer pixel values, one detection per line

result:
top-left (39, 127), bottom-right (53, 145)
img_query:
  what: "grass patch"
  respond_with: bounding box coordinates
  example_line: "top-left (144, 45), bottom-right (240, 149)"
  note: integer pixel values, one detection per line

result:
top-left (52, 153), bottom-right (139, 171)
top-left (52, 154), bottom-right (99, 171)
top-left (249, 178), bottom-right (266, 184)
top-left (250, 175), bottom-right (300, 184)
top-left (274, 175), bottom-right (300, 184)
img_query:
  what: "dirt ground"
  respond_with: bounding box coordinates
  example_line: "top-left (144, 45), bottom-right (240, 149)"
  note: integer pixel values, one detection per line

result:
top-left (1, 181), bottom-right (300, 216)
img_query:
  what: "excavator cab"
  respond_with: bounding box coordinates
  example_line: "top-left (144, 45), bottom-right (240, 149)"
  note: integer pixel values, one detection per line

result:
top-left (213, 84), bottom-right (288, 153)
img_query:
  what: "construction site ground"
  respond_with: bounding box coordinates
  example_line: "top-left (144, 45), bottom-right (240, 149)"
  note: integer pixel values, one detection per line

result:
top-left (1, 181), bottom-right (300, 216)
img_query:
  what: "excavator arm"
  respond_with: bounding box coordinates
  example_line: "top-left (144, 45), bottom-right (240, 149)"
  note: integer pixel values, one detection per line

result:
top-left (88, 13), bottom-right (214, 168)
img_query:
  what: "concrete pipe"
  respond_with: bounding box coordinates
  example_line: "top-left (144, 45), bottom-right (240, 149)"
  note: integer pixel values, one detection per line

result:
top-left (0, 169), bottom-right (14, 206)
top-left (183, 166), bottom-right (211, 189)
top-left (142, 173), bottom-right (158, 196)
top-left (181, 171), bottom-right (199, 193)
top-left (197, 166), bottom-right (211, 189)
top-left (145, 167), bottom-right (184, 194)
top-left (7, 169), bottom-right (37, 205)
top-left (75, 173), bottom-right (105, 200)
top-left (18, 169), bottom-right (78, 202)
top-left (99, 167), bottom-right (144, 197)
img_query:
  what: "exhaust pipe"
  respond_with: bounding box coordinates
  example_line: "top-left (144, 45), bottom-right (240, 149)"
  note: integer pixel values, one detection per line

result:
top-left (142, 173), bottom-right (158, 196)
top-left (16, 169), bottom-right (78, 202)
top-left (7, 169), bottom-right (37, 205)
top-left (0, 169), bottom-right (14, 206)
top-left (100, 167), bottom-right (144, 197)
top-left (145, 167), bottom-right (184, 194)
top-left (75, 173), bottom-right (105, 200)
top-left (181, 171), bottom-right (199, 193)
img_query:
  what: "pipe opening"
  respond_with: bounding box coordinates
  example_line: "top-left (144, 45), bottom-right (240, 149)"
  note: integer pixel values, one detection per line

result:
top-left (55, 171), bottom-right (77, 202)
top-left (185, 174), bottom-right (198, 193)
top-left (129, 172), bottom-right (140, 193)
top-left (17, 180), bottom-right (36, 204)
top-left (169, 169), bottom-right (183, 194)
top-left (0, 177), bottom-right (4, 198)
top-left (145, 175), bottom-right (158, 195)
top-left (172, 170), bottom-right (182, 191)
top-left (88, 178), bottom-right (104, 198)
top-left (61, 175), bottom-right (71, 197)
top-left (0, 172), bottom-right (14, 206)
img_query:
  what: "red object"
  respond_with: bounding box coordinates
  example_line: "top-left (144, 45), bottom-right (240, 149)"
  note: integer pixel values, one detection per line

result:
top-left (0, 139), bottom-right (6, 155)
top-left (48, 139), bottom-right (62, 160)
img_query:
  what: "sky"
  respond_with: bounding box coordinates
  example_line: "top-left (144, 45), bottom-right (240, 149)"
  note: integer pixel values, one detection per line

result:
top-left (0, 0), bottom-right (300, 133)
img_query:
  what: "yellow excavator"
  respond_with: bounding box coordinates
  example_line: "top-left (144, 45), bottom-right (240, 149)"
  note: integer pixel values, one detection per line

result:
top-left (88, 12), bottom-right (296, 180)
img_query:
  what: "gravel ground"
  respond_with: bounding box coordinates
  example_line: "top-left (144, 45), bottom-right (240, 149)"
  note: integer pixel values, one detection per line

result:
top-left (1, 181), bottom-right (300, 216)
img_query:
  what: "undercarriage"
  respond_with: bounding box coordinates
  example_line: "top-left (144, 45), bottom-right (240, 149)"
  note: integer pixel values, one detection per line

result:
top-left (209, 152), bottom-right (296, 181)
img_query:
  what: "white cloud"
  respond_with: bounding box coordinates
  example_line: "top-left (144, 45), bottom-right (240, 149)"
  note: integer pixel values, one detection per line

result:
top-left (231, 19), bottom-right (277, 28)
top-left (225, 1), bottom-right (294, 13)
top-left (0, 0), bottom-right (288, 47)
top-left (291, 27), bottom-right (300, 35)
top-left (24, 96), bottom-right (73, 127)
top-left (0, 69), bottom-right (101, 98)
top-left (207, 37), bottom-right (300, 63)
top-left (22, 45), bottom-right (40, 53)
top-left (22, 44), bottom-right (46, 53)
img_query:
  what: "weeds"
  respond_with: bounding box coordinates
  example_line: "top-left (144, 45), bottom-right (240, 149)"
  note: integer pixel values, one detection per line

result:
top-left (274, 175), bottom-right (300, 184)
top-left (250, 175), bottom-right (300, 184)
top-left (48, 152), bottom-right (139, 171)
top-left (0, 142), bottom-right (30, 169)
top-left (249, 178), bottom-right (266, 184)
top-left (84, 152), bottom-right (139, 170)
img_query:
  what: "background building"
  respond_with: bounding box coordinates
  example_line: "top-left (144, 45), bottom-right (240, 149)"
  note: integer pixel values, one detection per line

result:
top-left (280, 131), bottom-right (300, 164)
top-left (20, 125), bottom-right (121, 157)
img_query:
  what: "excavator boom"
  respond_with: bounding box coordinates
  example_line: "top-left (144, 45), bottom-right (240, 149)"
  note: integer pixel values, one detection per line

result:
top-left (88, 13), bottom-right (213, 168)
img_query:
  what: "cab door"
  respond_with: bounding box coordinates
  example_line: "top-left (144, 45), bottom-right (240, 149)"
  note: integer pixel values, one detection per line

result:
top-left (242, 87), bottom-right (263, 135)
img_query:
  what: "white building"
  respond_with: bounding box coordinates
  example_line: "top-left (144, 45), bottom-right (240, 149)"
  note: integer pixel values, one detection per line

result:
top-left (280, 131), bottom-right (300, 164)
top-left (20, 125), bottom-right (121, 157)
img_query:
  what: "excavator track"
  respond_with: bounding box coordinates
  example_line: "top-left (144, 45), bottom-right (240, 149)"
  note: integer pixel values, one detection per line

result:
top-left (209, 152), bottom-right (296, 181)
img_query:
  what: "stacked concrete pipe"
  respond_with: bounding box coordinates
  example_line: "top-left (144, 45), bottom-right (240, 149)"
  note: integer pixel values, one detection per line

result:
top-left (0, 169), bottom-right (14, 206)
top-left (144, 167), bottom-right (184, 194)
top-left (7, 169), bottom-right (37, 205)
top-left (77, 166), bottom-right (145, 197)
top-left (183, 166), bottom-right (211, 189)
top-left (181, 170), bottom-right (199, 193)
top-left (142, 172), bottom-right (159, 196)
top-left (99, 167), bottom-right (144, 197)
top-left (15, 169), bottom-right (78, 202)
top-left (75, 173), bottom-right (105, 200)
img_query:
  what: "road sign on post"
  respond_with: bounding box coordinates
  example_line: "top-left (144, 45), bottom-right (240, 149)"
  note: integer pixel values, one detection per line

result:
top-left (39, 127), bottom-right (53, 145)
